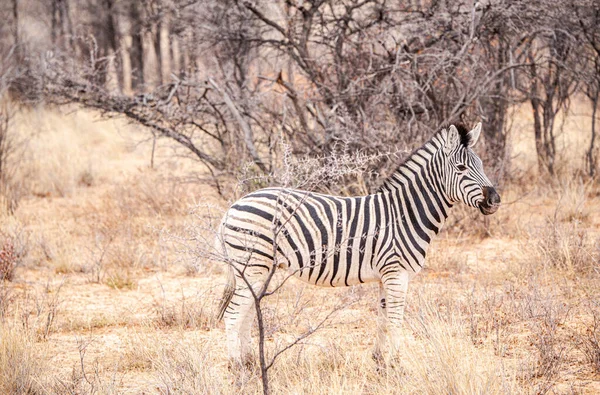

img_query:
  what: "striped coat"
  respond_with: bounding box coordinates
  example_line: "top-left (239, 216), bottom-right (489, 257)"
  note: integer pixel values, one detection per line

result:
top-left (217, 123), bottom-right (501, 364)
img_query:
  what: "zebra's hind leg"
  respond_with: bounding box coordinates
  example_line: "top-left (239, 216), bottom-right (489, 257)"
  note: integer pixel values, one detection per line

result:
top-left (223, 265), bottom-right (268, 368)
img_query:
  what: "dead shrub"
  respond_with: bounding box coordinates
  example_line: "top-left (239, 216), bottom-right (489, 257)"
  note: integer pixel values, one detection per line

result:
top-left (579, 303), bottom-right (600, 374)
top-left (0, 238), bottom-right (16, 281)
top-left (0, 221), bottom-right (32, 281)
top-left (530, 299), bottom-right (570, 394)
top-left (16, 280), bottom-right (64, 341)
top-left (464, 286), bottom-right (514, 356)
top-left (50, 336), bottom-right (121, 395)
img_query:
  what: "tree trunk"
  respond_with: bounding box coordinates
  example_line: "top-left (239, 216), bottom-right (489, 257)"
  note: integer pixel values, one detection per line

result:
top-left (481, 39), bottom-right (509, 176)
top-left (105, 51), bottom-right (120, 94)
top-left (530, 71), bottom-right (547, 176)
top-left (142, 27), bottom-right (160, 91)
top-left (12, 0), bottom-right (19, 46)
top-left (171, 34), bottom-right (181, 78)
top-left (587, 94), bottom-right (598, 178)
top-left (182, 38), bottom-right (191, 77)
top-left (103, 0), bottom-right (121, 93)
top-left (542, 79), bottom-right (557, 176)
top-left (128, 2), bottom-right (144, 91)
top-left (158, 16), bottom-right (171, 84)
top-left (51, 0), bottom-right (59, 46)
top-left (121, 34), bottom-right (133, 95)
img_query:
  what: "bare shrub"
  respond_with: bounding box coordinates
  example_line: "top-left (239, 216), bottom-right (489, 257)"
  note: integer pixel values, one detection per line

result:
top-left (533, 324), bottom-right (566, 381)
top-left (0, 222), bottom-right (30, 281)
top-left (50, 336), bottom-right (121, 395)
top-left (518, 294), bottom-right (571, 394)
top-left (84, 230), bottom-right (113, 284)
top-left (37, 0), bottom-right (556, 196)
top-left (0, 238), bottom-right (16, 281)
top-left (579, 302), bottom-right (600, 374)
top-left (239, 138), bottom-right (402, 196)
top-left (464, 286), bottom-right (514, 356)
top-left (15, 280), bottom-right (64, 341)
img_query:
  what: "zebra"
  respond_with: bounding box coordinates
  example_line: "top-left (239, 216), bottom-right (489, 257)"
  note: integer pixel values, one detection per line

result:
top-left (216, 122), bottom-right (501, 365)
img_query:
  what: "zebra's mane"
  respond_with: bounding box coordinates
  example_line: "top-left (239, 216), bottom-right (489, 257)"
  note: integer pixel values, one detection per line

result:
top-left (377, 123), bottom-right (470, 193)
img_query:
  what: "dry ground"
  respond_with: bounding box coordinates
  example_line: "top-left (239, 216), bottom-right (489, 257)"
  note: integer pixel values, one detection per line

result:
top-left (0, 105), bottom-right (599, 394)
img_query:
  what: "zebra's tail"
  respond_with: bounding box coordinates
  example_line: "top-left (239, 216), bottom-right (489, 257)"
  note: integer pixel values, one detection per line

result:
top-left (217, 264), bottom-right (236, 321)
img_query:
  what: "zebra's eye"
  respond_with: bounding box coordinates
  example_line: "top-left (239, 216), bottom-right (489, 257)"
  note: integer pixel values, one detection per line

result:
top-left (457, 164), bottom-right (468, 172)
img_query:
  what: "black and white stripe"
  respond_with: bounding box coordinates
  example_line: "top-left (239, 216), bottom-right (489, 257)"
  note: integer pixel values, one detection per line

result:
top-left (217, 123), bottom-right (501, 363)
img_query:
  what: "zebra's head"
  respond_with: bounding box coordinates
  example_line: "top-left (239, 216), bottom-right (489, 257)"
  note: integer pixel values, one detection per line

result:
top-left (442, 123), bottom-right (501, 215)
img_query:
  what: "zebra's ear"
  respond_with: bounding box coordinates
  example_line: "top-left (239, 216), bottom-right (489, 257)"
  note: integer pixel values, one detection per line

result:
top-left (467, 122), bottom-right (482, 148)
top-left (444, 125), bottom-right (460, 154)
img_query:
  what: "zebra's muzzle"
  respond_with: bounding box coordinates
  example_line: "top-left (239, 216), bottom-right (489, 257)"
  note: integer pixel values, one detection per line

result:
top-left (479, 186), bottom-right (501, 215)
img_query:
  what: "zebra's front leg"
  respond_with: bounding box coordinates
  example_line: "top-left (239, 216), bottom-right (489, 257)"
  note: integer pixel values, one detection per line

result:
top-left (373, 282), bottom-right (387, 363)
top-left (380, 269), bottom-right (410, 356)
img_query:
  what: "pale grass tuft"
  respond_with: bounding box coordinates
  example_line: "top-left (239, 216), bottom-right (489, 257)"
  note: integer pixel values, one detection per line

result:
top-left (402, 295), bottom-right (518, 395)
top-left (104, 271), bottom-right (137, 290)
top-left (532, 218), bottom-right (598, 274)
top-left (124, 331), bottom-right (237, 394)
top-left (0, 325), bottom-right (47, 394)
top-left (552, 177), bottom-right (595, 223)
top-left (152, 285), bottom-right (218, 330)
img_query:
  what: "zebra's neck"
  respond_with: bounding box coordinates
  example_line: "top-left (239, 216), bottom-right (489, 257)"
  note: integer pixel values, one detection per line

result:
top-left (378, 133), bottom-right (453, 234)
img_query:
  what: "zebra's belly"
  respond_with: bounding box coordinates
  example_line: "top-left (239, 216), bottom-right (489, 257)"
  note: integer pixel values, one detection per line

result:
top-left (282, 249), bottom-right (380, 287)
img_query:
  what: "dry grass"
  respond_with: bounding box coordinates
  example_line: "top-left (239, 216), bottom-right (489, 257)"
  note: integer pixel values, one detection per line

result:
top-left (579, 305), bottom-right (600, 374)
top-left (0, 324), bottom-right (46, 394)
top-left (0, 103), bottom-right (598, 394)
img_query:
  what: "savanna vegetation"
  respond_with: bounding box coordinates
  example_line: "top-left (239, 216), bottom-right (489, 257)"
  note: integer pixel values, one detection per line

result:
top-left (0, 0), bottom-right (599, 394)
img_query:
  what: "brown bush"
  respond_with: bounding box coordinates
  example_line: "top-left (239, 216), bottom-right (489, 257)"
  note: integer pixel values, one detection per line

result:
top-left (0, 239), bottom-right (16, 281)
